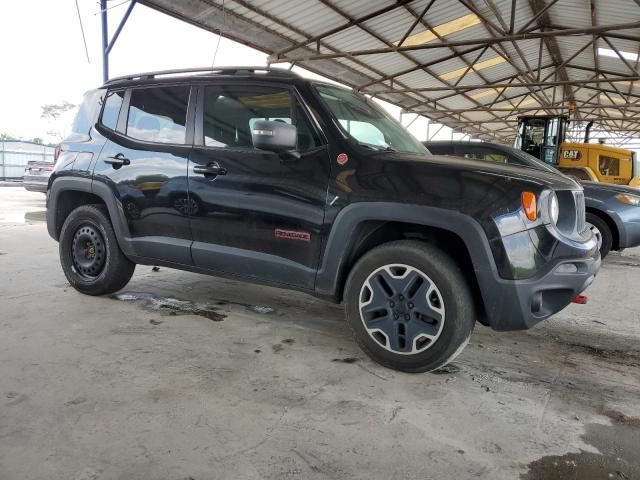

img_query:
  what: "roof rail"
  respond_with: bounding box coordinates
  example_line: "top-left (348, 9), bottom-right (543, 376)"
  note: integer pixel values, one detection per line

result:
top-left (103, 66), bottom-right (298, 86)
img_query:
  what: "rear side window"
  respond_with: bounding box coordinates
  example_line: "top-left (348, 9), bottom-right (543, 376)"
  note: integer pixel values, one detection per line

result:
top-left (126, 86), bottom-right (190, 144)
top-left (101, 91), bottom-right (124, 130)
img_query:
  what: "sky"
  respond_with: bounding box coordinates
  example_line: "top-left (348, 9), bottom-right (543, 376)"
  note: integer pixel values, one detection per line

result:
top-left (0, 0), bottom-right (460, 145)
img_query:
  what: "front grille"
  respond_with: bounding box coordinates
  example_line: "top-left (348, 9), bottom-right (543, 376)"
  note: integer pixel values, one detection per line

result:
top-left (574, 190), bottom-right (587, 234)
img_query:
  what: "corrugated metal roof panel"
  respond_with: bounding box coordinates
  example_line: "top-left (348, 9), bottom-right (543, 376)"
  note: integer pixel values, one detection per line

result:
top-left (138, 0), bottom-right (640, 142)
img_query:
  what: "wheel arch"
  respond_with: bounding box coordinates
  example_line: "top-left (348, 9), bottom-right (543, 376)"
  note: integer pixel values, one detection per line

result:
top-left (315, 203), bottom-right (498, 324)
top-left (47, 177), bottom-right (135, 256)
top-left (585, 207), bottom-right (619, 250)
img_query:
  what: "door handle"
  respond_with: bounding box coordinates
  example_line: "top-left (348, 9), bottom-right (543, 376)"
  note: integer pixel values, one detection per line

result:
top-left (104, 153), bottom-right (130, 168)
top-left (193, 162), bottom-right (227, 177)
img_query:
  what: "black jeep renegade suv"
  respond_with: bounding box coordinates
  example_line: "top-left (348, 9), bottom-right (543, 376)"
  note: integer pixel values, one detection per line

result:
top-left (47, 67), bottom-right (600, 372)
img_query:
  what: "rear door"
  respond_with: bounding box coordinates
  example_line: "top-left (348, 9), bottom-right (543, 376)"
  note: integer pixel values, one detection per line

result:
top-left (188, 81), bottom-right (330, 290)
top-left (94, 84), bottom-right (195, 263)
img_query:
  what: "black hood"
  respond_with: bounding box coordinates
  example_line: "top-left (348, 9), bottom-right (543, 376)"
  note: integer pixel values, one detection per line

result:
top-left (371, 152), bottom-right (581, 191)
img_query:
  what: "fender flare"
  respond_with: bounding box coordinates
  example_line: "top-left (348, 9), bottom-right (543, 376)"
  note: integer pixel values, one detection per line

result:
top-left (314, 202), bottom-right (500, 301)
top-left (46, 177), bottom-right (136, 257)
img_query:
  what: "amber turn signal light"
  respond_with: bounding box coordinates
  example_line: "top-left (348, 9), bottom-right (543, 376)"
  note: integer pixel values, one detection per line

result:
top-left (521, 191), bottom-right (537, 221)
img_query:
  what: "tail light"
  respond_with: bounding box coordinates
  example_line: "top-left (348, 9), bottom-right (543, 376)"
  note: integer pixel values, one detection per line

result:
top-left (54, 144), bottom-right (62, 163)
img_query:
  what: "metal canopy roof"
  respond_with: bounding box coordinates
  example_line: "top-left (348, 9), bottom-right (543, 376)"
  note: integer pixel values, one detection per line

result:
top-left (138, 0), bottom-right (640, 145)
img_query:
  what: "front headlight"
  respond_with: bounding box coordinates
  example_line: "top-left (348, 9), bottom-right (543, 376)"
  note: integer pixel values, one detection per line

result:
top-left (549, 192), bottom-right (559, 224)
top-left (615, 193), bottom-right (640, 206)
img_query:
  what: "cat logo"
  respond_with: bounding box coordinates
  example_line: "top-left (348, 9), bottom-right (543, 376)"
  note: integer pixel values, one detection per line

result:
top-left (562, 149), bottom-right (581, 160)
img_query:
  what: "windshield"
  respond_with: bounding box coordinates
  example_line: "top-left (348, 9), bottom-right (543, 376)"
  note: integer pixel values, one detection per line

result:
top-left (314, 84), bottom-right (429, 155)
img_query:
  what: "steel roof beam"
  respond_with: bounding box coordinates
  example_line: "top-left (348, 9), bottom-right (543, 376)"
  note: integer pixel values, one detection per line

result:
top-left (267, 21), bottom-right (640, 63)
top-left (366, 75), bottom-right (640, 94)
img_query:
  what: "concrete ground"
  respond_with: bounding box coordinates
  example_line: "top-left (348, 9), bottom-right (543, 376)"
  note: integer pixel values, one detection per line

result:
top-left (1, 187), bottom-right (639, 480)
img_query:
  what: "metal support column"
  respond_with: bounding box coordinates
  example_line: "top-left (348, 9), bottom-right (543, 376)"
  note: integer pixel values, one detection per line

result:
top-left (101, 0), bottom-right (109, 83)
top-left (101, 0), bottom-right (137, 83)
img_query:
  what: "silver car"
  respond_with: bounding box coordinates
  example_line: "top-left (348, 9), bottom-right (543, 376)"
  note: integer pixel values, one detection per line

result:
top-left (23, 160), bottom-right (54, 193)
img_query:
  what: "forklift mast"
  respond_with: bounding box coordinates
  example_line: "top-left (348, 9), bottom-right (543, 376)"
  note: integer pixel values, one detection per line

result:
top-left (514, 115), bottom-right (569, 164)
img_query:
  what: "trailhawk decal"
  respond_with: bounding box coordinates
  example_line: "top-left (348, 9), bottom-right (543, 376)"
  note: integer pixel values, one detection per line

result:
top-left (274, 229), bottom-right (311, 242)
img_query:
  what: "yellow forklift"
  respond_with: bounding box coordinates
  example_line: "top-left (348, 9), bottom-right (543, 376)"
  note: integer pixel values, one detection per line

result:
top-left (514, 115), bottom-right (640, 187)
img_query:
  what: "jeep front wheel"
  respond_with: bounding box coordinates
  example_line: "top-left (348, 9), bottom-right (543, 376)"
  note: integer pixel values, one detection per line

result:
top-left (344, 240), bottom-right (475, 373)
top-left (59, 204), bottom-right (135, 295)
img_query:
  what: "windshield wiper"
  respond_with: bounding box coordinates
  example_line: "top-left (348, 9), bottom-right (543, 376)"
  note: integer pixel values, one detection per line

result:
top-left (357, 142), bottom-right (397, 152)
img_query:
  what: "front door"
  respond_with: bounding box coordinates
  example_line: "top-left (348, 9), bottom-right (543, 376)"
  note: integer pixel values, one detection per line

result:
top-left (94, 85), bottom-right (194, 264)
top-left (188, 82), bottom-right (330, 290)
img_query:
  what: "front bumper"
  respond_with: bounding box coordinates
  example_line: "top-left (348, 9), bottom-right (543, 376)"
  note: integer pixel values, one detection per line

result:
top-left (487, 248), bottom-right (600, 331)
top-left (480, 218), bottom-right (601, 332)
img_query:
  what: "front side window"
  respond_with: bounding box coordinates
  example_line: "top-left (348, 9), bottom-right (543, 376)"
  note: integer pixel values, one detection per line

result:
top-left (314, 84), bottom-right (428, 155)
top-left (203, 85), bottom-right (320, 150)
top-left (101, 91), bottom-right (124, 130)
top-left (126, 86), bottom-right (189, 144)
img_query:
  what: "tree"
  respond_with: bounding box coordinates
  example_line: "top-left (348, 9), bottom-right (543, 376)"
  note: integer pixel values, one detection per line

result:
top-left (41, 101), bottom-right (77, 142)
top-left (0, 132), bottom-right (14, 141)
top-left (32, 137), bottom-right (43, 144)
top-left (40, 101), bottom-right (76, 121)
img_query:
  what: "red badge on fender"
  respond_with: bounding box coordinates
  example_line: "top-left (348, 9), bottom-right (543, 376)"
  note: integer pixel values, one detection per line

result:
top-left (336, 153), bottom-right (348, 165)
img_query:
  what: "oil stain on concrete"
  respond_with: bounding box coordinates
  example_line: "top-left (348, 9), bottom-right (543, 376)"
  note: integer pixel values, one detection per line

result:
top-left (522, 409), bottom-right (640, 479)
top-left (112, 291), bottom-right (226, 322)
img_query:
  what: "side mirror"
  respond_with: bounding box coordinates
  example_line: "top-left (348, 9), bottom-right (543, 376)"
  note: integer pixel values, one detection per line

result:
top-left (251, 120), bottom-right (297, 153)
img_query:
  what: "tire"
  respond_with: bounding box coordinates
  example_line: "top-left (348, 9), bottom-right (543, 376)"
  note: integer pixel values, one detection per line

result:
top-left (344, 240), bottom-right (475, 373)
top-left (585, 212), bottom-right (612, 259)
top-left (59, 204), bottom-right (135, 295)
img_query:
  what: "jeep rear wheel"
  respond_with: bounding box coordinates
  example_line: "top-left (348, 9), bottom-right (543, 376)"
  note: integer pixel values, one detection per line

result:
top-left (344, 240), bottom-right (475, 373)
top-left (59, 205), bottom-right (135, 295)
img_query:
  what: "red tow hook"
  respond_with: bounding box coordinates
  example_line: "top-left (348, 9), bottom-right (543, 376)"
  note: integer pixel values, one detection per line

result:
top-left (572, 294), bottom-right (588, 304)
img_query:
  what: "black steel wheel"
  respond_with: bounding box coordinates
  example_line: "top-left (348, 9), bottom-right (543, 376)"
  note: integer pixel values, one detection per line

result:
top-left (71, 224), bottom-right (106, 279)
top-left (344, 240), bottom-right (475, 373)
top-left (59, 204), bottom-right (135, 295)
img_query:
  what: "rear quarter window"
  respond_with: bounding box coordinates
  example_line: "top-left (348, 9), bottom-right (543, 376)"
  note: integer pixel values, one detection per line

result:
top-left (100, 91), bottom-right (125, 130)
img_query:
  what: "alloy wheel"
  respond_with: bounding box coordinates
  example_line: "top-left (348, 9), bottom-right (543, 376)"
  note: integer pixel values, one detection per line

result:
top-left (359, 264), bottom-right (445, 355)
